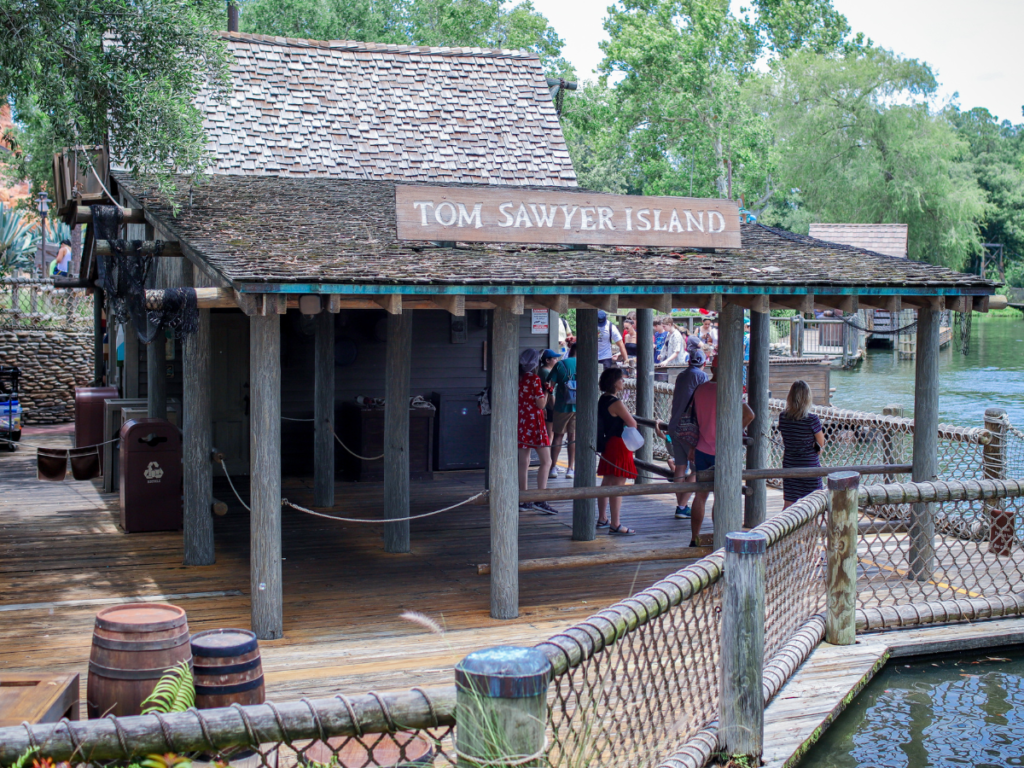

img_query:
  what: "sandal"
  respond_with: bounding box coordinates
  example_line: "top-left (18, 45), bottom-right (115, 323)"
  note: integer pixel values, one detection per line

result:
top-left (596, 518), bottom-right (610, 528)
top-left (609, 525), bottom-right (636, 536)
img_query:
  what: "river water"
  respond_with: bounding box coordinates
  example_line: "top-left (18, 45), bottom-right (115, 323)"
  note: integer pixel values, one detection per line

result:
top-left (830, 316), bottom-right (1024, 429)
top-left (799, 650), bottom-right (1024, 768)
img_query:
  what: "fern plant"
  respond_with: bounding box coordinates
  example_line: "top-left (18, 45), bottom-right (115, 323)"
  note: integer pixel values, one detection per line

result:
top-left (141, 661), bottom-right (195, 715)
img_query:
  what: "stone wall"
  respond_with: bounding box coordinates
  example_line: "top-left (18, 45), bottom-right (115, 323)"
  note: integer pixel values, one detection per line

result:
top-left (0, 330), bottom-right (93, 424)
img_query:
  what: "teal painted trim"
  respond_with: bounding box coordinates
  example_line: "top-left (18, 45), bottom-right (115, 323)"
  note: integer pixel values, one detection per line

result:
top-left (236, 283), bottom-right (993, 298)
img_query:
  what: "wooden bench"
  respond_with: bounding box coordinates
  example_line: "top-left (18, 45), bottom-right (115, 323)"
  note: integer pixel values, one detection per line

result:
top-left (0, 673), bottom-right (79, 726)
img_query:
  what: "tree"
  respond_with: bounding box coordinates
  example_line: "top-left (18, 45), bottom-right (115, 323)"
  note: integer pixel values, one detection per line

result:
top-left (0, 0), bottom-right (230, 200)
top-left (239, 0), bottom-right (572, 76)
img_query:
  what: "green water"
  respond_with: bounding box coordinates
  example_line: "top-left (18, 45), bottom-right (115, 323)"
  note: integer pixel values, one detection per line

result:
top-left (799, 650), bottom-right (1024, 768)
top-left (831, 316), bottom-right (1024, 428)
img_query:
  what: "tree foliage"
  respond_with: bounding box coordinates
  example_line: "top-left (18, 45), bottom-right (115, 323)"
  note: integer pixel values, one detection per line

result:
top-left (239, 0), bottom-right (571, 75)
top-left (0, 0), bottom-right (231, 200)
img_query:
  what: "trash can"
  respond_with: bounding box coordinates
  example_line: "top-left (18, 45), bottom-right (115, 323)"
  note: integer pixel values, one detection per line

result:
top-left (75, 386), bottom-right (119, 467)
top-left (119, 417), bottom-right (182, 533)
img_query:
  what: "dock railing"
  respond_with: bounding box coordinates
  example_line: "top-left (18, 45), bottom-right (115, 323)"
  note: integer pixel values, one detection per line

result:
top-left (0, 277), bottom-right (92, 330)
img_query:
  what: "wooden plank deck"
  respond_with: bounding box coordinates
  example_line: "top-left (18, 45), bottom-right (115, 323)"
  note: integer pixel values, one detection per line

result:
top-left (0, 429), bottom-right (785, 712)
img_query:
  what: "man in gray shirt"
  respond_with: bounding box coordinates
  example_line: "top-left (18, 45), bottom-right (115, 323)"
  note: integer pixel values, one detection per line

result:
top-left (662, 349), bottom-right (709, 520)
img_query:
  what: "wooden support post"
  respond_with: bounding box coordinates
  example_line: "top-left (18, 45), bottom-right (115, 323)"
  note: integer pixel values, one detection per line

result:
top-left (455, 646), bottom-right (551, 768)
top-left (93, 288), bottom-right (104, 385)
top-left (573, 308), bottom-right (599, 541)
top-left (147, 321), bottom-right (167, 420)
top-left (826, 471), bottom-right (860, 645)
top-left (314, 311), bottom-right (335, 508)
top-left (794, 313), bottom-right (805, 357)
top-left (123, 321), bottom-right (139, 398)
top-left (881, 404), bottom-right (905, 484)
top-left (384, 311), bottom-right (413, 553)
top-left (984, 408), bottom-right (1011, 556)
top-left (745, 307), bottom-right (770, 528)
top-left (910, 306), bottom-right (939, 581)
top-left (635, 308), bottom-right (655, 484)
top-left (720, 530), bottom-right (766, 762)
top-left (714, 300), bottom-right (744, 551)
top-left (250, 313), bottom-right (282, 639)
top-left (490, 307), bottom-right (520, 619)
top-left (183, 309), bottom-right (214, 566)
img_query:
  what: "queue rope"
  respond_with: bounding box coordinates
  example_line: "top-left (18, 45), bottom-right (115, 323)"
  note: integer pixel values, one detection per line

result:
top-left (0, 434), bottom-right (119, 450)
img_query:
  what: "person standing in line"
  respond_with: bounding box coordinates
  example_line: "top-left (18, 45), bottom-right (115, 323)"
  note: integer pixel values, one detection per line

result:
top-left (49, 239), bottom-right (73, 277)
top-left (658, 316), bottom-right (685, 367)
top-left (699, 316), bottom-right (719, 346)
top-left (541, 345), bottom-right (577, 480)
top-left (623, 315), bottom-right (638, 358)
top-left (517, 349), bottom-right (557, 515)
top-left (597, 310), bottom-right (628, 369)
top-left (596, 367), bottom-right (638, 535)
top-left (687, 368), bottom-right (755, 547)
top-left (778, 380), bottom-right (825, 508)
top-left (657, 349), bottom-right (709, 520)
top-left (654, 317), bottom-right (668, 361)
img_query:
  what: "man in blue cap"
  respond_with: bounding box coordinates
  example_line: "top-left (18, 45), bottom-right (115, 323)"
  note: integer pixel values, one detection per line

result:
top-left (597, 310), bottom-right (628, 369)
top-left (658, 348), bottom-right (709, 522)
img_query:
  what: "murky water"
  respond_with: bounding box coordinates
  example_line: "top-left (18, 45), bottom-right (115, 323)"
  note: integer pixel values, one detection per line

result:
top-left (831, 316), bottom-right (1024, 428)
top-left (799, 650), bottom-right (1024, 768)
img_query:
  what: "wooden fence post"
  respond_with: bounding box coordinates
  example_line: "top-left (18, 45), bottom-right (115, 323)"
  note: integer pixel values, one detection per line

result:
top-left (313, 310), bottom-right (335, 508)
top-left (490, 307), bottom-right (520, 619)
top-left (720, 530), bottom-right (766, 761)
top-left (573, 308), bottom-right (598, 541)
top-left (984, 407), bottom-right (1011, 556)
top-left (455, 646), bottom-right (551, 768)
top-left (714, 300), bottom-right (745, 552)
top-left (826, 471), bottom-right (860, 645)
top-left (635, 308), bottom-right (654, 484)
top-left (910, 307), bottom-right (939, 581)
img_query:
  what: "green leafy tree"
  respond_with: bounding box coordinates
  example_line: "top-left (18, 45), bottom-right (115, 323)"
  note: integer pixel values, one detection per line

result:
top-left (0, 0), bottom-right (231, 200)
top-left (749, 0), bottom-right (857, 56)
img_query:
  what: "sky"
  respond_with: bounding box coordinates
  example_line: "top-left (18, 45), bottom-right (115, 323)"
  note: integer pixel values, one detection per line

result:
top-left (530, 0), bottom-right (1024, 123)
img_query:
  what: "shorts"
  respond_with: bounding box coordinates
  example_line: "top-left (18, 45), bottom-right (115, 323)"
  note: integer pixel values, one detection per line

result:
top-left (599, 357), bottom-right (615, 369)
top-left (672, 437), bottom-right (692, 470)
top-left (552, 411), bottom-right (576, 437)
top-left (694, 449), bottom-right (715, 473)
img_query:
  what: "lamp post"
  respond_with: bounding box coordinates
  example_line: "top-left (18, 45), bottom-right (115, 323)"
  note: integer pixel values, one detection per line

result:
top-left (36, 191), bottom-right (49, 277)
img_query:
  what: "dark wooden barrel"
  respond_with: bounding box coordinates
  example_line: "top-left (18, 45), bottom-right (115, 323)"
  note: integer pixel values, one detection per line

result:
top-left (301, 734), bottom-right (433, 767)
top-left (87, 603), bottom-right (190, 718)
top-left (191, 629), bottom-right (265, 709)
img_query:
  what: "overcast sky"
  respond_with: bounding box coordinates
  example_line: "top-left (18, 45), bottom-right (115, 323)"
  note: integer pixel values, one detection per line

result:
top-left (532, 0), bottom-right (1024, 123)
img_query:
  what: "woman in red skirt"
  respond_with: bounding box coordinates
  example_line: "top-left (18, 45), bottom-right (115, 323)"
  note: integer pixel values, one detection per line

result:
top-left (596, 367), bottom-right (638, 535)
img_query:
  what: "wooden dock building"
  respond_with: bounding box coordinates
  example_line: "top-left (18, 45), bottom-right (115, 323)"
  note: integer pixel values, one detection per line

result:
top-left (61, 32), bottom-right (997, 641)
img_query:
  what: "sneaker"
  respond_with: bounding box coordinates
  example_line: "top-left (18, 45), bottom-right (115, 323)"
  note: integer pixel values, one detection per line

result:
top-left (533, 501), bottom-right (559, 515)
top-left (548, 468), bottom-right (559, 479)
top-left (565, 469), bottom-right (574, 479)
top-left (675, 505), bottom-right (692, 519)
top-left (519, 503), bottom-right (534, 513)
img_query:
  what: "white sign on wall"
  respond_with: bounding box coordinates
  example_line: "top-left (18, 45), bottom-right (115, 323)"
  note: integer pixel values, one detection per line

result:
top-left (531, 309), bottom-right (549, 335)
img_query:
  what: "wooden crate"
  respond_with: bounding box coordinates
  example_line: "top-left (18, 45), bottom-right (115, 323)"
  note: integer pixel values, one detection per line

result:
top-left (0, 673), bottom-right (79, 726)
top-left (768, 360), bottom-right (831, 406)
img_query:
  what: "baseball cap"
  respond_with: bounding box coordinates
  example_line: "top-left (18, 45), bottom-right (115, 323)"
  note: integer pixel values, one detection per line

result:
top-left (597, 310), bottom-right (608, 324)
top-left (540, 349), bottom-right (559, 361)
top-left (689, 349), bottom-right (707, 367)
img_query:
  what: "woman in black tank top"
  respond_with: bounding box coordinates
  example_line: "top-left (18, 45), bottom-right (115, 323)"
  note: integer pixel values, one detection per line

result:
top-left (596, 368), bottom-right (638, 536)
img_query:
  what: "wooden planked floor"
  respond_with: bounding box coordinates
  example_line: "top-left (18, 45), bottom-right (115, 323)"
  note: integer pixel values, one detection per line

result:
top-left (0, 429), bottom-right (785, 710)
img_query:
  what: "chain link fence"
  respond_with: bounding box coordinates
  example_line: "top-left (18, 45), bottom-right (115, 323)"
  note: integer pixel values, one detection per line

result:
top-left (0, 278), bottom-right (92, 331)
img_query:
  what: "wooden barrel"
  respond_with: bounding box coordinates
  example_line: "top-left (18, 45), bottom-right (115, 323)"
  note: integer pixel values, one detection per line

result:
top-left (191, 629), bottom-right (265, 709)
top-left (87, 603), bottom-right (190, 718)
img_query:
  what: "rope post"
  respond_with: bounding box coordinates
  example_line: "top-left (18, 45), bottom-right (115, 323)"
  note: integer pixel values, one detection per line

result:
top-left (826, 471), bottom-right (860, 645)
top-left (455, 646), bottom-right (551, 768)
top-left (720, 531), bottom-right (766, 762)
top-left (984, 407), bottom-right (1011, 556)
top-left (635, 308), bottom-right (655, 484)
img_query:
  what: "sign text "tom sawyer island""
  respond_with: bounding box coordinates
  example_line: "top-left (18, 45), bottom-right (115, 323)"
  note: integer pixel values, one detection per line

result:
top-left (394, 186), bottom-right (742, 249)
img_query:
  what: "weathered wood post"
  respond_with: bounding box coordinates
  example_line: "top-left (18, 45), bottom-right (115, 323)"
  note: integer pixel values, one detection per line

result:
top-left (573, 308), bottom-right (599, 541)
top-left (881, 404), bottom-right (905, 484)
top-left (720, 530), bottom-right (767, 761)
top-left (250, 311), bottom-right (283, 639)
top-left (147, 322), bottom-right (168, 420)
top-left (455, 646), bottom-right (551, 768)
top-left (910, 306), bottom-right (938, 581)
top-left (794, 313), bottom-right (805, 358)
top-left (745, 305), bottom-right (770, 528)
top-left (490, 308), bottom-right (520, 620)
top-left (183, 308), bottom-right (214, 566)
top-left (313, 310), bottom-right (335, 508)
top-left (384, 310), bottom-right (413, 553)
top-left (635, 307), bottom-right (655, 484)
top-left (123, 320), bottom-right (139, 398)
top-left (714, 300), bottom-right (745, 551)
top-left (841, 318), bottom-right (849, 367)
top-left (984, 407), bottom-right (1011, 556)
top-left (93, 287), bottom-right (105, 385)
top-left (826, 471), bottom-right (860, 645)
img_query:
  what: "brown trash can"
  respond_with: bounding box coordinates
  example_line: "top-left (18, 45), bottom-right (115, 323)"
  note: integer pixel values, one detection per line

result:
top-left (75, 386), bottom-right (119, 469)
top-left (191, 629), bottom-right (265, 709)
top-left (87, 603), bottom-right (191, 718)
top-left (119, 418), bottom-right (182, 533)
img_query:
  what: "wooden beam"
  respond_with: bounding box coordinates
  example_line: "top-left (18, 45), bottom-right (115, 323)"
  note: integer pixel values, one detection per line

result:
top-left (234, 291), bottom-right (260, 316)
top-left (947, 296), bottom-right (969, 314)
top-left (490, 295), bottom-right (525, 315)
top-left (326, 294), bottom-right (343, 313)
top-left (975, 295), bottom-right (990, 313)
top-left (727, 295), bottom-right (769, 313)
top-left (770, 293), bottom-right (814, 313)
top-left (299, 295), bottom-right (323, 315)
top-left (857, 295), bottom-right (901, 313)
top-left (530, 294), bottom-right (569, 314)
top-left (183, 309), bottom-right (214, 566)
top-left (475, 546), bottom-right (713, 575)
top-left (373, 295), bottom-right (402, 314)
top-left (814, 295), bottom-right (858, 313)
top-left (672, 293), bottom-right (720, 310)
top-left (76, 206), bottom-right (145, 224)
top-left (902, 296), bottom-right (944, 311)
top-left (146, 287), bottom-right (235, 310)
top-left (572, 294), bottom-right (618, 312)
top-left (95, 240), bottom-right (182, 258)
top-left (627, 294), bottom-right (673, 313)
top-left (430, 294), bottom-right (466, 316)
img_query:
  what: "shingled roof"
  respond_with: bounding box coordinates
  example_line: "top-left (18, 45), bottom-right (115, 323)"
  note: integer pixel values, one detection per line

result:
top-left (808, 223), bottom-right (909, 258)
top-left (114, 174), bottom-right (995, 296)
top-left (198, 32), bottom-right (576, 186)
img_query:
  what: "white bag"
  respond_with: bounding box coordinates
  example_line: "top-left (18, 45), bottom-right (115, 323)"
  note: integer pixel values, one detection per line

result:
top-left (621, 426), bottom-right (645, 452)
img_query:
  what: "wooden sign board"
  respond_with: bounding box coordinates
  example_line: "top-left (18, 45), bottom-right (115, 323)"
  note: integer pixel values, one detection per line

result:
top-left (395, 186), bottom-right (742, 249)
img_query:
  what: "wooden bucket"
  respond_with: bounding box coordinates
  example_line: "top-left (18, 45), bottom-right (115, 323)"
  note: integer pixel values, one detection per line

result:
top-left (301, 734), bottom-right (433, 767)
top-left (191, 629), bottom-right (265, 709)
top-left (87, 603), bottom-right (190, 718)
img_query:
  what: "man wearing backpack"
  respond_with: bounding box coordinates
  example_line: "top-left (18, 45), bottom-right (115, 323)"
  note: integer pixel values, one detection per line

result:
top-left (658, 349), bottom-right (709, 521)
top-left (541, 346), bottom-right (577, 479)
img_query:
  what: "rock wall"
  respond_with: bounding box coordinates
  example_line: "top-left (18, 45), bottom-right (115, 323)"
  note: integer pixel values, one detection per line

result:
top-left (0, 330), bottom-right (93, 424)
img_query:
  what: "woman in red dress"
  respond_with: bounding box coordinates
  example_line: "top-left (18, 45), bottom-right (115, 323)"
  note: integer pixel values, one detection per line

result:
top-left (517, 349), bottom-right (556, 514)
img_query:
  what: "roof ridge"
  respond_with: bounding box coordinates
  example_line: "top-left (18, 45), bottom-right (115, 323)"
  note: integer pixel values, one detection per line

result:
top-left (219, 30), bottom-right (539, 59)
top-left (751, 222), bottom-right (917, 264)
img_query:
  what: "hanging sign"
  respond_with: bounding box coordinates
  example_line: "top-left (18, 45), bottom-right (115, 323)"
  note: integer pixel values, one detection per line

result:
top-left (531, 309), bottom-right (550, 335)
top-left (395, 185), bottom-right (741, 249)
